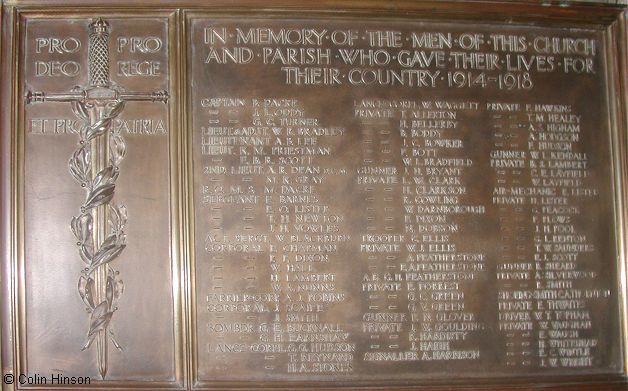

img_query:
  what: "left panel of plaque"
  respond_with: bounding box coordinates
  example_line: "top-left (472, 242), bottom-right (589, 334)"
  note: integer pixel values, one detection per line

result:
top-left (19, 14), bottom-right (180, 383)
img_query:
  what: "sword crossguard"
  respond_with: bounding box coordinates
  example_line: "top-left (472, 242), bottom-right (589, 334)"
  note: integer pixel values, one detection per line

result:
top-left (26, 90), bottom-right (85, 104)
top-left (25, 91), bottom-right (45, 104)
top-left (26, 89), bottom-right (169, 105)
top-left (120, 90), bottom-right (169, 103)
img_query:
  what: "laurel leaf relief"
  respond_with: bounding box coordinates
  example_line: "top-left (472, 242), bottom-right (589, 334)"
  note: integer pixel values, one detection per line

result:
top-left (84, 183), bottom-right (115, 210)
top-left (85, 101), bottom-right (126, 142)
top-left (78, 275), bottom-right (96, 310)
top-left (71, 213), bottom-right (94, 264)
top-left (86, 234), bottom-right (126, 275)
top-left (109, 132), bottom-right (126, 167)
top-left (69, 146), bottom-right (91, 186)
top-left (81, 301), bottom-right (113, 351)
top-left (92, 166), bottom-right (119, 189)
top-left (108, 204), bottom-right (128, 235)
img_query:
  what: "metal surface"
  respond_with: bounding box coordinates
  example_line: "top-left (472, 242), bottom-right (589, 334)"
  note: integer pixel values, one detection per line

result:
top-left (14, 12), bottom-right (182, 387)
top-left (188, 13), bottom-right (622, 386)
top-left (25, 17), bottom-right (168, 380)
top-left (0, 1), bottom-right (627, 391)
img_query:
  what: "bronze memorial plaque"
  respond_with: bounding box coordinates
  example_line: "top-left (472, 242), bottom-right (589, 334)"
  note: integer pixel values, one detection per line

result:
top-left (1, 1), bottom-right (628, 390)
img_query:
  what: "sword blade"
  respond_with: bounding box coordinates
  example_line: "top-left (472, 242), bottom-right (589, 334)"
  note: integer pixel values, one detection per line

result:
top-left (88, 107), bottom-right (111, 380)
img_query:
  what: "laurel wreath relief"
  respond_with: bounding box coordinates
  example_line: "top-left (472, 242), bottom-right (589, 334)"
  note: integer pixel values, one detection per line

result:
top-left (68, 95), bottom-right (127, 353)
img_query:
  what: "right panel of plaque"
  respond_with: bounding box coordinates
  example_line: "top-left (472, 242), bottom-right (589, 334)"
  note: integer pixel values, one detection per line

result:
top-left (187, 14), bottom-right (623, 384)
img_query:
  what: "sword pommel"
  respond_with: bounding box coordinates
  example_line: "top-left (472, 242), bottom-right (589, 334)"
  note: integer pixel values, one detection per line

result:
top-left (88, 18), bottom-right (111, 87)
top-left (89, 18), bottom-right (109, 35)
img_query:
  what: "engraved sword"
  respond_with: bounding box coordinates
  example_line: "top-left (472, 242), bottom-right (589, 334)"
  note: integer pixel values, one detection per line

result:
top-left (26, 18), bottom-right (168, 379)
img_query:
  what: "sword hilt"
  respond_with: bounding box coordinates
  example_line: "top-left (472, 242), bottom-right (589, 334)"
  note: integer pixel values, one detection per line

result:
top-left (88, 18), bottom-right (111, 87)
